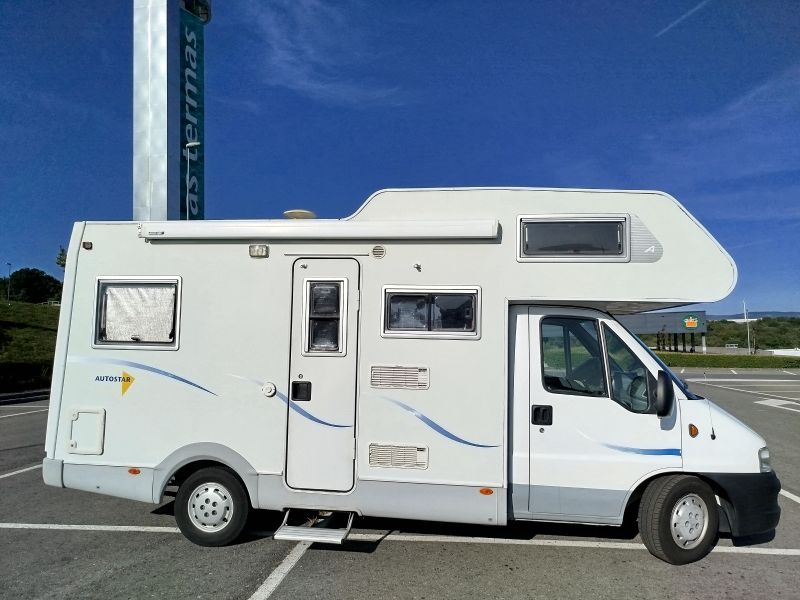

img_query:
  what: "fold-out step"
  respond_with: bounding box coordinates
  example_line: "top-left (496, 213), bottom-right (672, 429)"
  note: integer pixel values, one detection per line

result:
top-left (273, 509), bottom-right (355, 545)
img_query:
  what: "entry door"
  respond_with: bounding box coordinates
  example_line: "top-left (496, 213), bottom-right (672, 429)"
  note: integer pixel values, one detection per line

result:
top-left (286, 258), bottom-right (359, 491)
top-left (526, 306), bottom-right (682, 520)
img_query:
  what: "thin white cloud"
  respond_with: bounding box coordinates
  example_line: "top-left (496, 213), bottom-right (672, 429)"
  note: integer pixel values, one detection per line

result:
top-left (540, 65), bottom-right (800, 223)
top-left (639, 64), bottom-right (800, 184)
top-left (655, 0), bottom-right (714, 38)
top-left (244, 0), bottom-right (403, 106)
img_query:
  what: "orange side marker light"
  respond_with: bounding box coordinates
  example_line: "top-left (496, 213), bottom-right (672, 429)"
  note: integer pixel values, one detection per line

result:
top-left (128, 468), bottom-right (141, 475)
top-left (479, 488), bottom-right (494, 496)
top-left (688, 424), bottom-right (699, 438)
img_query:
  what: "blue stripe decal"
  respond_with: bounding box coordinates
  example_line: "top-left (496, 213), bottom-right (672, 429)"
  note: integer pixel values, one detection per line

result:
top-left (602, 443), bottom-right (682, 456)
top-left (276, 391), bottom-right (352, 428)
top-left (70, 357), bottom-right (217, 396)
top-left (382, 397), bottom-right (498, 448)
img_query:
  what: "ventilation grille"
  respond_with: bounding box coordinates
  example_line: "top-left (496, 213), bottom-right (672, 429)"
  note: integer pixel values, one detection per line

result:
top-left (370, 366), bottom-right (429, 389)
top-left (371, 245), bottom-right (386, 259)
top-left (369, 444), bottom-right (428, 469)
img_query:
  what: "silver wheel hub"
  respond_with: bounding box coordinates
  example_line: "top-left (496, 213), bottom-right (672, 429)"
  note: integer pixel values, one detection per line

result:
top-left (670, 493), bottom-right (708, 550)
top-left (187, 482), bottom-right (234, 532)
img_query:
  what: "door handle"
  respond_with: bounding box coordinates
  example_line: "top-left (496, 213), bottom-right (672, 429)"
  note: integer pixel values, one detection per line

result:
top-left (531, 405), bottom-right (553, 426)
top-left (291, 381), bottom-right (312, 401)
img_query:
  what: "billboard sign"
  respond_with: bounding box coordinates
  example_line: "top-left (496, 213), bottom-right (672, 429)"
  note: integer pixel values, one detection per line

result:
top-left (180, 7), bottom-right (205, 220)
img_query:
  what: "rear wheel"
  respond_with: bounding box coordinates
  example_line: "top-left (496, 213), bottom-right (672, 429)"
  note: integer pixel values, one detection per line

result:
top-left (175, 467), bottom-right (250, 546)
top-left (638, 475), bottom-right (719, 564)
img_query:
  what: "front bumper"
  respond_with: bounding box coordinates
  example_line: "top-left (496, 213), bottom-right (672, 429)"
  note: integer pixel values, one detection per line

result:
top-left (703, 471), bottom-right (781, 538)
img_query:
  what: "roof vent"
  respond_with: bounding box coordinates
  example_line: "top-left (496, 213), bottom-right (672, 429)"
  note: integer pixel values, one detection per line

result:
top-left (283, 209), bottom-right (317, 219)
top-left (371, 245), bottom-right (386, 259)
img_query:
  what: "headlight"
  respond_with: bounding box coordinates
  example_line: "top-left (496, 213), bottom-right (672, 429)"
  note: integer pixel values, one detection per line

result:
top-left (759, 446), bottom-right (772, 473)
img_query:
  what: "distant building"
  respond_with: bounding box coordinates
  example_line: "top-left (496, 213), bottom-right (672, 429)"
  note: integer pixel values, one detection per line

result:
top-left (617, 311), bottom-right (707, 353)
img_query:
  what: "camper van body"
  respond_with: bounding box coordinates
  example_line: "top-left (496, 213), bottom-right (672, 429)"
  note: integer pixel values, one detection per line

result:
top-left (43, 188), bottom-right (780, 563)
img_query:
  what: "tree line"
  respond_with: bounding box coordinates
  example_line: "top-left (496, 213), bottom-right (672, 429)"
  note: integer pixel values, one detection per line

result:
top-left (1, 247), bottom-right (65, 304)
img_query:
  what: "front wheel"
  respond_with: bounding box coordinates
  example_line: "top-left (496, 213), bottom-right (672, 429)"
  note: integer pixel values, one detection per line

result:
top-left (175, 467), bottom-right (250, 546)
top-left (638, 475), bottom-right (719, 564)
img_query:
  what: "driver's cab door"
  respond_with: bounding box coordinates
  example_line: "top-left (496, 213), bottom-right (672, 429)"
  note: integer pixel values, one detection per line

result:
top-left (526, 306), bottom-right (681, 523)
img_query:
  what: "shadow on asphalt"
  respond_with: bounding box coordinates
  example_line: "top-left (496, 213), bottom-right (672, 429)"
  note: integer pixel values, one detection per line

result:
top-left (151, 500), bottom-right (775, 552)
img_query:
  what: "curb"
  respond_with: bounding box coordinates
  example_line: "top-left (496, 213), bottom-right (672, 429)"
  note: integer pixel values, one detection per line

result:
top-left (0, 389), bottom-right (50, 406)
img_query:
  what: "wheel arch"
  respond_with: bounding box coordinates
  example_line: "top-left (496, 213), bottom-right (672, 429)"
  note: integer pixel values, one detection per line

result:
top-left (153, 443), bottom-right (260, 508)
top-left (623, 470), bottom-right (732, 532)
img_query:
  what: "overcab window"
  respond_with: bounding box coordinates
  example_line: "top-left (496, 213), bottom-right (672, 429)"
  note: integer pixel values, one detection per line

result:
top-left (95, 279), bottom-right (180, 348)
top-left (520, 216), bottom-right (628, 260)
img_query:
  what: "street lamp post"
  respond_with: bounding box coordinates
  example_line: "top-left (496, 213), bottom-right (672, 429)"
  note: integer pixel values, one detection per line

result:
top-left (185, 141), bottom-right (201, 220)
top-left (6, 262), bottom-right (11, 304)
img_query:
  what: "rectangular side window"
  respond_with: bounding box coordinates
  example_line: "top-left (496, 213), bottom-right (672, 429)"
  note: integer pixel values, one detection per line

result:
top-left (521, 218), bottom-right (626, 258)
top-left (384, 289), bottom-right (479, 338)
top-left (95, 280), bottom-right (179, 348)
top-left (540, 317), bottom-right (607, 397)
top-left (306, 281), bottom-right (344, 353)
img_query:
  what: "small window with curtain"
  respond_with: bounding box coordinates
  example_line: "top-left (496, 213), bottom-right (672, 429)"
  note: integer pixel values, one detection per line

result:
top-left (95, 279), bottom-right (180, 348)
top-left (383, 288), bottom-right (480, 338)
top-left (305, 280), bottom-right (345, 353)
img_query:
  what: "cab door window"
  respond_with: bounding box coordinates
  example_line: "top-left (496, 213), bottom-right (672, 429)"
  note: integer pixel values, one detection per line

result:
top-left (540, 317), bottom-right (607, 397)
top-left (603, 324), bottom-right (656, 413)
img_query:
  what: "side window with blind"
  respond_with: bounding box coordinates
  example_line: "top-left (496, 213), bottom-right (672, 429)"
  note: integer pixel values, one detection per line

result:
top-left (95, 279), bottom-right (180, 348)
top-left (383, 288), bottom-right (480, 338)
top-left (540, 317), bottom-right (607, 397)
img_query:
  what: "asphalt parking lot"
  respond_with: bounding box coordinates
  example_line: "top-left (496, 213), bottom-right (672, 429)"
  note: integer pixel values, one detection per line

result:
top-left (2, 369), bottom-right (799, 600)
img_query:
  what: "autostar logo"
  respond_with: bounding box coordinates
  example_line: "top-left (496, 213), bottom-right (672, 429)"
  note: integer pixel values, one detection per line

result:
top-left (94, 371), bottom-right (135, 396)
top-left (683, 315), bottom-right (699, 329)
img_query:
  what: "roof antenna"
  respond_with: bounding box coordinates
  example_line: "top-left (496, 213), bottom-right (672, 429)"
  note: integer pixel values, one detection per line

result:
top-left (283, 209), bottom-right (317, 219)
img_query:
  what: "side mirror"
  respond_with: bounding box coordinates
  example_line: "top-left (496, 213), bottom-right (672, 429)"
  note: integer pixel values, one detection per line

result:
top-left (655, 370), bottom-right (674, 418)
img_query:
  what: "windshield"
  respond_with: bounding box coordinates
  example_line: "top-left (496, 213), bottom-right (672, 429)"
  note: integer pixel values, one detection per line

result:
top-left (614, 318), bottom-right (704, 400)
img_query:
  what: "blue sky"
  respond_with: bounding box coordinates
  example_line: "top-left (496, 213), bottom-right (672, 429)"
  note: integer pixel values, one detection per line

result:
top-left (1, 0), bottom-right (798, 314)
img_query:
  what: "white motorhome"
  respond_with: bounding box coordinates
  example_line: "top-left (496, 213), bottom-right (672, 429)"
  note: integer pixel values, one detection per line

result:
top-left (43, 188), bottom-right (780, 564)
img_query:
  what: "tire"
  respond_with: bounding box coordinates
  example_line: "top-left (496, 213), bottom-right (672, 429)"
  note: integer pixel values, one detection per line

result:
top-left (638, 475), bottom-right (719, 565)
top-left (174, 467), bottom-right (250, 547)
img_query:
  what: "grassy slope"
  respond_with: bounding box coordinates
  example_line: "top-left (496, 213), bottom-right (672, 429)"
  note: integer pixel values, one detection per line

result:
top-left (0, 301), bottom-right (59, 391)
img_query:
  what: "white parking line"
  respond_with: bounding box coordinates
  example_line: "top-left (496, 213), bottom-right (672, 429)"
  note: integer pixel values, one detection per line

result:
top-left (0, 464), bottom-right (42, 480)
top-left (347, 534), bottom-right (800, 556)
top-left (0, 408), bottom-right (49, 420)
top-left (0, 522), bottom-right (180, 532)
top-left (249, 541), bottom-right (311, 600)
top-left (754, 399), bottom-right (800, 413)
top-left (680, 368), bottom-right (685, 374)
top-left (783, 371), bottom-right (797, 376)
top-left (689, 381), bottom-right (800, 404)
top-left (0, 522), bottom-right (798, 558)
top-left (780, 489), bottom-right (800, 506)
top-left (731, 369), bottom-right (738, 375)
top-left (687, 379), bottom-right (799, 383)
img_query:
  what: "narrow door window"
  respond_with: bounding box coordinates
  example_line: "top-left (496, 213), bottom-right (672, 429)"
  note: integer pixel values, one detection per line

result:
top-left (306, 281), bottom-right (344, 353)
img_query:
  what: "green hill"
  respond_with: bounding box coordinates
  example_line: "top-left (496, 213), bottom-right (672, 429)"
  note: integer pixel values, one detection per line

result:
top-left (0, 301), bottom-right (60, 392)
